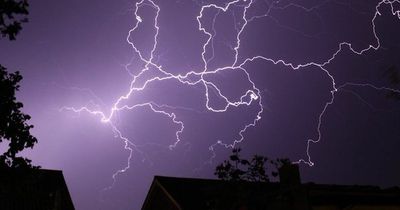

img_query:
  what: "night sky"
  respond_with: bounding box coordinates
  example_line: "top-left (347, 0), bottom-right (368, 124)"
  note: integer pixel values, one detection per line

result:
top-left (1, 0), bottom-right (400, 209)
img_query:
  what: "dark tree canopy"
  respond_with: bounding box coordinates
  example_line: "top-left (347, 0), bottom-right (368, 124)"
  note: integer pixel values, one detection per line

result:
top-left (215, 148), bottom-right (289, 182)
top-left (0, 0), bottom-right (29, 40)
top-left (384, 65), bottom-right (400, 100)
top-left (0, 65), bottom-right (38, 169)
top-left (0, 0), bottom-right (37, 169)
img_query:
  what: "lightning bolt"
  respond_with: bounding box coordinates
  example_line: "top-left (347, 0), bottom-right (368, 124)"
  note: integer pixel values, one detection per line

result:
top-left (62, 0), bottom-right (400, 190)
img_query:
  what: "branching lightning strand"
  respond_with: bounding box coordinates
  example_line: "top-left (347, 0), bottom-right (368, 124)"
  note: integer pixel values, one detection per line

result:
top-left (61, 0), bottom-right (400, 189)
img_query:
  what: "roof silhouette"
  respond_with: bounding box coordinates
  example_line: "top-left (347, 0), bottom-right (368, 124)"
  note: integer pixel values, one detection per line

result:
top-left (0, 168), bottom-right (75, 210)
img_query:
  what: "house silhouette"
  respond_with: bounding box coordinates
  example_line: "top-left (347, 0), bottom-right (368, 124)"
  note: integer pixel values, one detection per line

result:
top-left (142, 164), bottom-right (400, 210)
top-left (0, 168), bottom-right (75, 210)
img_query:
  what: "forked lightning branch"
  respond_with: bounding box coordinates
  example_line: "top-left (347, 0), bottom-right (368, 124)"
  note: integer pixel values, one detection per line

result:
top-left (62, 0), bottom-right (400, 187)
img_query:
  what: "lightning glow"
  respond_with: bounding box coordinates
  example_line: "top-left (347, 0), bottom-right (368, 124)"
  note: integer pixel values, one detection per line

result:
top-left (62, 0), bottom-right (400, 189)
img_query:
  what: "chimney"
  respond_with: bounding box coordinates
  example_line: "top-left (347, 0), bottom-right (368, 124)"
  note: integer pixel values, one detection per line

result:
top-left (278, 163), bottom-right (301, 186)
top-left (278, 164), bottom-right (309, 210)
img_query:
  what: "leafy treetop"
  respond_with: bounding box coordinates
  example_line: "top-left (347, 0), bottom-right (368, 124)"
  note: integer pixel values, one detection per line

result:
top-left (215, 148), bottom-right (289, 182)
top-left (0, 65), bottom-right (38, 169)
top-left (0, 0), bottom-right (29, 40)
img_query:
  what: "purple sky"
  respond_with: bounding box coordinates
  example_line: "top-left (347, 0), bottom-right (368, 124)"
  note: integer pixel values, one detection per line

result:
top-left (1, 0), bottom-right (400, 209)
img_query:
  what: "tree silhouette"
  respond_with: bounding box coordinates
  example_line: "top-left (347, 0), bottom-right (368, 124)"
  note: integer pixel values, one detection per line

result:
top-left (1, 0), bottom-right (37, 169)
top-left (0, 0), bottom-right (29, 40)
top-left (0, 65), bottom-right (38, 169)
top-left (215, 148), bottom-right (289, 182)
top-left (384, 65), bottom-right (400, 100)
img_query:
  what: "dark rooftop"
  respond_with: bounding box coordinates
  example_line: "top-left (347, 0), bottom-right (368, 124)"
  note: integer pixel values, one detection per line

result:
top-left (0, 168), bottom-right (75, 210)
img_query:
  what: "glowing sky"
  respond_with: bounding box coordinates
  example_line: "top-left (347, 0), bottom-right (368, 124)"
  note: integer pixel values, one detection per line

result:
top-left (1, 0), bottom-right (400, 209)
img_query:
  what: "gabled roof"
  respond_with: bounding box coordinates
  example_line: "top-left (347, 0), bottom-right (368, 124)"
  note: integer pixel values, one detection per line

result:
top-left (0, 168), bottom-right (75, 210)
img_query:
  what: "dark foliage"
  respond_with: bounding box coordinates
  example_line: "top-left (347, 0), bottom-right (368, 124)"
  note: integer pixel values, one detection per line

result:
top-left (0, 0), bottom-right (37, 169)
top-left (0, 0), bottom-right (29, 40)
top-left (384, 65), bottom-right (400, 100)
top-left (0, 65), bottom-right (38, 169)
top-left (215, 148), bottom-right (289, 182)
